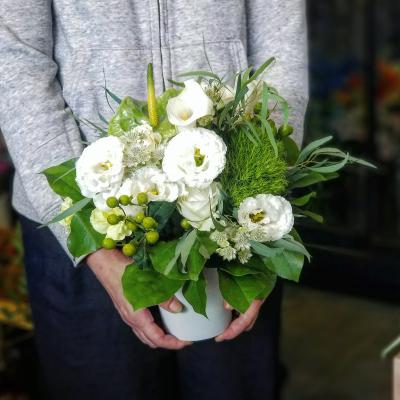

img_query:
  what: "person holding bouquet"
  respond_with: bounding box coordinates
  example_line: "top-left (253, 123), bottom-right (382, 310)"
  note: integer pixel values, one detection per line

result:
top-left (0, 1), bottom-right (308, 399)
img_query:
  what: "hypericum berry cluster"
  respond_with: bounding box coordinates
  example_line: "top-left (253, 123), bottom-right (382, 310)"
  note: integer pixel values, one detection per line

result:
top-left (101, 192), bottom-right (160, 256)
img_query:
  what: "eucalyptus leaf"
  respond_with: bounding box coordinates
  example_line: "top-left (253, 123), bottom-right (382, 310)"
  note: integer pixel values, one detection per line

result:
top-left (271, 236), bottom-right (311, 261)
top-left (290, 191), bottom-right (316, 207)
top-left (250, 241), bottom-right (284, 259)
top-left (297, 136), bottom-right (333, 163)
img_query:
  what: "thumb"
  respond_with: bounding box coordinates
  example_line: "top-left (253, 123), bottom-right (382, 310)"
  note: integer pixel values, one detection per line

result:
top-left (159, 296), bottom-right (183, 313)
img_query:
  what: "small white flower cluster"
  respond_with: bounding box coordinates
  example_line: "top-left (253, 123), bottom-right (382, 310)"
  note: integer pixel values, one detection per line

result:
top-left (210, 223), bottom-right (252, 264)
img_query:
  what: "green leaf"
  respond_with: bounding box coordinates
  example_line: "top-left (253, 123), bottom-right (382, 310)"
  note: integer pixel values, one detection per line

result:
top-left (156, 88), bottom-right (180, 116)
top-left (260, 82), bottom-right (269, 122)
top-left (42, 159), bottom-right (83, 202)
top-left (179, 230), bottom-right (197, 267)
top-left (245, 57), bottom-right (275, 86)
top-left (297, 136), bottom-right (333, 163)
top-left (296, 209), bottom-right (324, 223)
top-left (250, 241), bottom-right (284, 258)
top-left (41, 197), bottom-right (92, 227)
top-left (122, 264), bottom-right (182, 311)
top-left (177, 70), bottom-right (220, 80)
top-left (291, 192), bottom-right (316, 207)
top-left (148, 201), bottom-right (176, 230)
top-left (288, 171), bottom-right (339, 189)
top-left (157, 118), bottom-right (177, 139)
top-left (272, 236), bottom-right (311, 261)
top-left (220, 263), bottom-right (262, 277)
top-left (197, 231), bottom-right (218, 257)
top-left (182, 272), bottom-right (207, 317)
top-left (149, 240), bottom-right (187, 280)
top-left (67, 208), bottom-right (104, 257)
top-left (283, 137), bottom-right (300, 166)
top-left (308, 153), bottom-right (349, 173)
top-left (264, 249), bottom-right (304, 282)
top-left (258, 117), bottom-right (278, 157)
top-left (108, 96), bottom-right (147, 136)
top-left (104, 87), bottom-right (122, 104)
top-left (218, 270), bottom-right (270, 313)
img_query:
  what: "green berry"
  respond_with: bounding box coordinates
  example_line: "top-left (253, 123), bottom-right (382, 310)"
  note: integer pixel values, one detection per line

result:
top-left (134, 212), bottom-right (145, 223)
top-left (125, 220), bottom-right (138, 232)
top-left (278, 124), bottom-right (294, 137)
top-left (107, 214), bottom-right (121, 225)
top-left (106, 196), bottom-right (119, 208)
top-left (137, 192), bottom-right (149, 205)
top-left (145, 231), bottom-right (159, 245)
top-left (142, 216), bottom-right (157, 230)
top-left (102, 237), bottom-right (116, 250)
top-left (119, 195), bottom-right (131, 206)
top-left (180, 218), bottom-right (191, 230)
top-left (122, 243), bottom-right (137, 257)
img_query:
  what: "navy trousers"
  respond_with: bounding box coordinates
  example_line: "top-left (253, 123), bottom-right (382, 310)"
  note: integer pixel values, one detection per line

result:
top-left (20, 215), bottom-right (282, 400)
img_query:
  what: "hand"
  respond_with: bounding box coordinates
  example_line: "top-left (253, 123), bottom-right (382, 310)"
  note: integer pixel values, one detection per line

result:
top-left (214, 300), bottom-right (264, 342)
top-left (86, 248), bottom-right (191, 350)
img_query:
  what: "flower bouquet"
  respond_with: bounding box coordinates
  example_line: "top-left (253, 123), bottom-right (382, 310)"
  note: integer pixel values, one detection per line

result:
top-left (43, 59), bottom-right (373, 341)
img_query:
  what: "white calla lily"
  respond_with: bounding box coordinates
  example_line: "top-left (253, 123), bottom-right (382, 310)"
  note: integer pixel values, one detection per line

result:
top-left (166, 79), bottom-right (214, 127)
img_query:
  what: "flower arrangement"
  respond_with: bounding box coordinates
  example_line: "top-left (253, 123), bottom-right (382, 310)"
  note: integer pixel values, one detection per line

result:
top-left (43, 59), bottom-right (373, 322)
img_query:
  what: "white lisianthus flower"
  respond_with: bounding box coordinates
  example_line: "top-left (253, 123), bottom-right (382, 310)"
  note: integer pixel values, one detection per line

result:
top-left (90, 208), bottom-right (132, 241)
top-left (120, 122), bottom-right (163, 168)
top-left (178, 182), bottom-right (221, 231)
top-left (119, 167), bottom-right (183, 203)
top-left (76, 136), bottom-right (124, 198)
top-left (166, 79), bottom-right (214, 127)
top-left (162, 127), bottom-right (226, 189)
top-left (238, 194), bottom-right (294, 242)
top-left (59, 197), bottom-right (73, 231)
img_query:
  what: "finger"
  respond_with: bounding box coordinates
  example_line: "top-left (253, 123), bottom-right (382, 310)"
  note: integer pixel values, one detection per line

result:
top-left (215, 300), bottom-right (263, 342)
top-left (159, 296), bottom-right (183, 313)
top-left (142, 320), bottom-right (192, 350)
top-left (132, 328), bottom-right (157, 349)
top-left (224, 301), bottom-right (234, 311)
top-left (246, 318), bottom-right (257, 332)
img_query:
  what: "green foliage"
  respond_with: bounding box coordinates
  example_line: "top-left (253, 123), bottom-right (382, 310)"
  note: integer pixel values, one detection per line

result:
top-left (67, 209), bottom-right (104, 257)
top-left (122, 264), bottom-right (182, 311)
top-left (42, 159), bottom-right (82, 202)
top-left (182, 272), bottom-right (208, 317)
top-left (148, 201), bottom-right (176, 231)
top-left (108, 96), bottom-right (147, 136)
top-left (220, 127), bottom-right (288, 205)
top-left (218, 257), bottom-right (277, 313)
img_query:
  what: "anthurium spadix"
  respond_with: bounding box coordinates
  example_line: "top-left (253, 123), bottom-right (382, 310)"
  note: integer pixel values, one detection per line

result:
top-left (166, 79), bottom-right (214, 127)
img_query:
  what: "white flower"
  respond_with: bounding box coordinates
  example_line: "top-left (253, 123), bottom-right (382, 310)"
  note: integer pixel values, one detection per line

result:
top-left (122, 167), bottom-right (183, 203)
top-left (232, 227), bottom-right (251, 251)
top-left (210, 230), bottom-right (230, 248)
top-left (76, 136), bottom-right (124, 198)
top-left (162, 127), bottom-right (226, 189)
top-left (238, 194), bottom-right (294, 242)
top-left (119, 122), bottom-right (163, 168)
top-left (90, 207), bottom-right (133, 241)
top-left (216, 246), bottom-right (237, 261)
top-left (178, 182), bottom-right (221, 231)
top-left (166, 79), bottom-right (214, 127)
top-left (59, 197), bottom-right (73, 230)
top-left (238, 249), bottom-right (252, 264)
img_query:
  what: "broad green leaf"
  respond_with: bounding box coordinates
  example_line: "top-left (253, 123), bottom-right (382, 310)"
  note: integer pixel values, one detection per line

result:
top-left (122, 264), bottom-right (182, 311)
top-left (218, 270), bottom-right (269, 313)
top-left (179, 230), bottom-right (197, 267)
top-left (272, 236), bottom-right (311, 261)
top-left (157, 118), bottom-right (177, 139)
top-left (250, 241), bottom-right (284, 258)
top-left (42, 159), bottom-right (83, 202)
top-left (67, 209), bottom-right (104, 257)
top-left (148, 201), bottom-right (176, 230)
top-left (264, 249), bottom-right (304, 282)
top-left (255, 269), bottom-right (277, 300)
top-left (42, 197), bottom-right (92, 227)
top-left (148, 240), bottom-right (187, 280)
top-left (182, 272), bottom-right (207, 317)
top-left (197, 231), bottom-right (218, 258)
top-left (185, 236), bottom-right (209, 281)
top-left (290, 192), bottom-right (316, 207)
top-left (283, 137), bottom-right (300, 165)
top-left (220, 263), bottom-right (261, 277)
top-left (156, 88), bottom-right (180, 116)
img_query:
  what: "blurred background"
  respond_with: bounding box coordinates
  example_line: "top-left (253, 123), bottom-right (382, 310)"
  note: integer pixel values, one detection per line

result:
top-left (0, 0), bottom-right (400, 399)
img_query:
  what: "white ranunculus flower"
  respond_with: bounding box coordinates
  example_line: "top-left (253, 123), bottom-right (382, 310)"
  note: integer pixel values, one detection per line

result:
top-left (76, 136), bottom-right (124, 198)
top-left (178, 182), bottom-right (221, 231)
top-left (238, 194), bottom-right (294, 242)
top-left (90, 208), bottom-right (132, 241)
top-left (167, 79), bottom-right (214, 127)
top-left (162, 127), bottom-right (226, 189)
top-left (120, 167), bottom-right (183, 203)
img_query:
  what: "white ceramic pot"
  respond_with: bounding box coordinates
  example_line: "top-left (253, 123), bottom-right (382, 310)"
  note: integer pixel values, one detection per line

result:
top-left (159, 268), bottom-right (232, 341)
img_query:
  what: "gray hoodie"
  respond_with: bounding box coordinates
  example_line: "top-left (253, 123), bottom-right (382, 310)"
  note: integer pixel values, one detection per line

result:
top-left (0, 0), bottom-right (308, 261)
